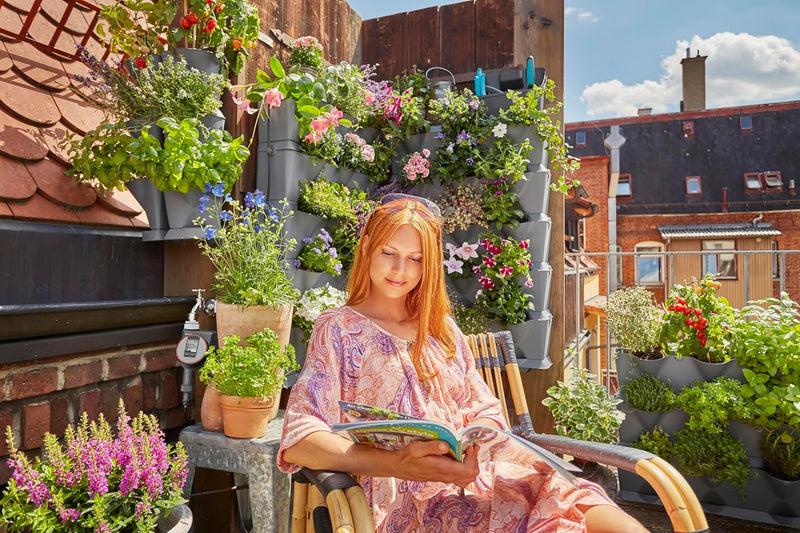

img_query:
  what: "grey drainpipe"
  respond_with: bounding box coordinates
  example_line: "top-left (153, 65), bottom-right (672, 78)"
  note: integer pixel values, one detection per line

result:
top-left (604, 125), bottom-right (626, 292)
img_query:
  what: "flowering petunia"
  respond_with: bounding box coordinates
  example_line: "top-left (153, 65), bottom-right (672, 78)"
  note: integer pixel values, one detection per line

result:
top-left (519, 240), bottom-right (530, 249)
top-left (499, 265), bottom-right (514, 277)
top-left (479, 276), bottom-right (496, 289)
top-left (492, 122), bottom-right (508, 138)
top-left (524, 280), bottom-right (534, 288)
top-left (482, 256), bottom-right (496, 268)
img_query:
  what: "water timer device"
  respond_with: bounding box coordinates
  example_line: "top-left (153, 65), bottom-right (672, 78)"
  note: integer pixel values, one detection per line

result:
top-left (177, 289), bottom-right (218, 409)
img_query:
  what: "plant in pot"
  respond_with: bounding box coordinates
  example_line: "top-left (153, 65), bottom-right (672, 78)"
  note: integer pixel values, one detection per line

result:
top-left (294, 284), bottom-right (349, 344)
top-left (199, 328), bottom-right (299, 438)
top-left (436, 183), bottom-right (488, 236)
top-left (445, 232), bottom-right (534, 325)
top-left (621, 373), bottom-right (676, 413)
top-left (660, 273), bottom-right (736, 363)
top-left (294, 228), bottom-right (343, 277)
top-left (195, 187), bottom-right (299, 430)
top-left (494, 80), bottom-right (580, 194)
top-left (289, 35), bottom-right (324, 73)
top-left (0, 401), bottom-right (190, 532)
top-left (542, 368), bottom-right (625, 496)
top-left (605, 285), bottom-right (665, 360)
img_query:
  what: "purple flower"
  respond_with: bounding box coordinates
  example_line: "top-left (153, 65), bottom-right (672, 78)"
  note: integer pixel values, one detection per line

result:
top-left (466, 158), bottom-right (473, 166)
top-left (469, 100), bottom-right (479, 111)
top-left (294, 259), bottom-right (301, 267)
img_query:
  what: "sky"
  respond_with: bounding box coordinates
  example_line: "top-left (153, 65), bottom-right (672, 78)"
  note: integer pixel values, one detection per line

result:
top-left (345, 0), bottom-right (800, 123)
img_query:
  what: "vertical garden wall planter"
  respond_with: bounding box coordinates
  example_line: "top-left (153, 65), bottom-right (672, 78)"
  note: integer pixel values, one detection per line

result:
top-left (258, 145), bottom-right (325, 203)
top-left (506, 213), bottom-right (552, 263)
top-left (505, 310), bottom-right (553, 369)
top-left (127, 178), bottom-right (169, 230)
top-left (515, 170), bottom-right (551, 214)
top-left (165, 48), bottom-right (221, 75)
top-left (260, 99), bottom-right (300, 145)
top-left (163, 188), bottom-right (204, 230)
top-left (525, 262), bottom-right (552, 312)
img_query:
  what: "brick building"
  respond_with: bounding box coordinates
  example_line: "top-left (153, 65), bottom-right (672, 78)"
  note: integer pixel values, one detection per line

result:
top-left (565, 54), bottom-right (800, 306)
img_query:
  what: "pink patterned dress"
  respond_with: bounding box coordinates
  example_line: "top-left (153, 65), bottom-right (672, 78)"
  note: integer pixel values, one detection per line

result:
top-left (278, 306), bottom-right (615, 532)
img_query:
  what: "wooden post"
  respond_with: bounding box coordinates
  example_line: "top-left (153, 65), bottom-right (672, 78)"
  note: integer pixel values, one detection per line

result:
top-left (513, 0), bottom-right (565, 434)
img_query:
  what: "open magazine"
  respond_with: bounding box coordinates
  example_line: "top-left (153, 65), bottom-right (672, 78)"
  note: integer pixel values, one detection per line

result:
top-left (332, 401), bottom-right (580, 478)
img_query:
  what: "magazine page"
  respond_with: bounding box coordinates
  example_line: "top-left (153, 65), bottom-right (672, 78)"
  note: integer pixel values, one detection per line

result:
top-left (332, 419), bottom-right (462, 460)
top-left (461, 425), bottom-right (580, 479)
top-left (338, 401), bottom-right (421, 423)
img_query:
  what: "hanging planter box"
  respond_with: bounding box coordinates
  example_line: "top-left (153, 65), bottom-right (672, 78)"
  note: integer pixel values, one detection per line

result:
top-left (259, 99), bottom-right (300, 146)
top-left (617, 405), bottom-right (688, 443)
top-left (506, 213), bottom-right (552, 263)
top-left (505, 310), bottom-right (553, 369)
top-left (521, 261), bottom-right (552, 312)
top-left (164, 48), bottom-right (221, 75)
top-left (283, 210), bottom-right (326, 259)
top-left (289, 267), bottom-right (340, 293)
top-left (526, 137), bottom-right (548, 171)
top-left (163, 188), bottom-right (204, 229)
top-left (258, 146), bottom-right (325, 202)
top-left (402, 132), bottom-right (441, 157)
top-left (515, 170), bottom-right (551, 215)
top-left (616, 351), bottom-right (745, 394)
top-left (127, 178), bottom-right (168, 230)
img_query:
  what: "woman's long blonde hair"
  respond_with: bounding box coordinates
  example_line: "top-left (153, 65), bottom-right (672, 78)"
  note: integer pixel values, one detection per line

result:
top-left (346, 197), bottom-right (454, 378)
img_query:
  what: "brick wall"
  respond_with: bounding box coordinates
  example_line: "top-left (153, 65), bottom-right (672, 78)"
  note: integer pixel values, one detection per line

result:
top-left (0, 342), bottom-right (185, 485)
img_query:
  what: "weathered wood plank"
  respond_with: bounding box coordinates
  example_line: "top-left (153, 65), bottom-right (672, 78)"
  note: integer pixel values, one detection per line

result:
top-left (475, 0), bottom-right (514, 69)
top-left (403, 7), bottom-right (439, 73)
top-left (440, 1), bottom-right (475, 75)
top-left (374, 12), bottom-right (408, 82)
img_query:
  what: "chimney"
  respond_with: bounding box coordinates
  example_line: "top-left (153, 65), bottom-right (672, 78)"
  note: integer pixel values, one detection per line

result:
top-left (681, 49), bottom-right (707, 111)
top-left (637, 107), bottom-right (652, 116)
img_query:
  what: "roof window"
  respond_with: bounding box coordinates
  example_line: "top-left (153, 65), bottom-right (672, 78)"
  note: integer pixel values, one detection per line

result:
top-left (740, 116), bottom-right (753, 131)
top-left (686, 176), bottom-right (702, 196)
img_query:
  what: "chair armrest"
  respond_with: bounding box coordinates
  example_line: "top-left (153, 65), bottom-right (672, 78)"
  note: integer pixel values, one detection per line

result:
top-left (294, 468), bottom-right (375, 533)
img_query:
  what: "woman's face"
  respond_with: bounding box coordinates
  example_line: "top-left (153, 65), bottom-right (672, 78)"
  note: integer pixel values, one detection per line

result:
top-left (368, 224), bottom-right (424, 302)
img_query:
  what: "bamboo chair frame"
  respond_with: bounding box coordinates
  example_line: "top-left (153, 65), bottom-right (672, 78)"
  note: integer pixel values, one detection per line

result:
top-left (290, 331), bottom-right (709, 533)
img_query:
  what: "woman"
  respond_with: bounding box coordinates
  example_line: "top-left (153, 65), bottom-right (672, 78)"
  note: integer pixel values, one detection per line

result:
top-left (279, 195), bottom-right (646, 532)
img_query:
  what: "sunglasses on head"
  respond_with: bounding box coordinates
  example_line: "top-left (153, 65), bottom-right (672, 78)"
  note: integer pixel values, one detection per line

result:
top-left (379, 193), bottom-right (442, 219)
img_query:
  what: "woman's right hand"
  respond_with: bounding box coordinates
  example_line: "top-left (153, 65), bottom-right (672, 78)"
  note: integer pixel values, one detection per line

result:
top-left (394, 440), bottom-right (480, 488)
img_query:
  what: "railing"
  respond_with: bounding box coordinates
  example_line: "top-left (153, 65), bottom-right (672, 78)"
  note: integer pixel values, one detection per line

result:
top-left (563, 248), bottom-right (800, 392)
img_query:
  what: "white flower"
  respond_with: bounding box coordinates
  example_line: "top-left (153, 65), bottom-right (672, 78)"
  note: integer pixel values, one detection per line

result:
top-left (296, 284), bottom-right (348, 323)
top-left (444, 257), bottom-right (464, 274)
top-left (492, 122), bottom-right (508, 138)
top-left (455, 242), bottom-right (479, 260)
top-left (445, 242), bottom-right (457, 256)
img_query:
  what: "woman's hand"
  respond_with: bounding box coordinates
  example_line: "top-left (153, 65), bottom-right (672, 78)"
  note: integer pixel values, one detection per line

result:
top-left (393, 440), bottom-right (480, 488)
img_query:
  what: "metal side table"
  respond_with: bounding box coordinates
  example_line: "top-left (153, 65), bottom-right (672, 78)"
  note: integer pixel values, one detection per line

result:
top-left (179, 414), bottom-right (290, 533)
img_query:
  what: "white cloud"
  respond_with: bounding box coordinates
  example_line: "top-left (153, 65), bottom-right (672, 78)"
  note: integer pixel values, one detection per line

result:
top-left (580, 32), bottom-right (800, 119)
top-left (565, 6), bottom-right (597, 23)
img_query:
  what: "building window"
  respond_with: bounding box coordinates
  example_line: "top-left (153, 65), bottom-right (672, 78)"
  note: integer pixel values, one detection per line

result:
top-left (682, 121), bottom-right (694, 138)
top-left (575, 131), bottom-right (586, 147)
top-left (617, 174), bottom-right (632, 198)
top-left (740, 116), bottom-right (753, 131)
top-left (702, 240), bottom-right (736, 278)
top-left (772, 241), bottom-right (780, 279)
top-left (744, 172), bottom-right (762, 191)
top-left (764, 171), bottom-right (783, 190)
top-left (635, 243), bottom-right (663, 284)
top-left (686, 176), bottom-right (702, 196)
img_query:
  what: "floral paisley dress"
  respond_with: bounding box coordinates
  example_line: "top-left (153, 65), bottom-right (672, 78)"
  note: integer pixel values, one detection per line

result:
top-left (278, 306), bottom-right (615, 532)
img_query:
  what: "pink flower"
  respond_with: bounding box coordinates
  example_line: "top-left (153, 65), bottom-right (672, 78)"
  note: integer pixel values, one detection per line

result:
top-left (304, 130), bottom-right (323, 144)
top-left (489, 244), bottom-right (502, 255)
top-left (524, 280), bottom-right (534, 288)
top-left (231, 94), bottom-right (257, 115)
top-left (472, 265), bottom-right (482, 274)
top-left (480, 238), bottom-right (493, 249)
top-left (455, 242), bottom-right (479, 260)
top-left (519, 240), bottom-right (530, 249)
top-left (444, 257), bottom-right (464, 274)
top-left (264, 88), bottom-right (284, 109)
top-left (499, 265), bottom-right (514, 277)
top-left (422, 148), bottom-right (431, 157)
top-left (310, 117), bottom-right (329, 132)
top-left (482, 256), bottom-right (496, 268)
top-left (327, 107), bottom-right (344, 127)
top-left (360, 144), bottom-right (375, 162)
top-left (364, 90), bottom-right (376, 105)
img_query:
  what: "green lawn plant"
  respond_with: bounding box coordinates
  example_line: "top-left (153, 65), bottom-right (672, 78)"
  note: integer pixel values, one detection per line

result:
top-left (621, 374), bottom-right (676, 412)
top-left (199, 328), bottom-right (298, 398)
top-left (542, 368), bottom-right (625, 444)
top-left (605, 286), bottom-right (665, 359)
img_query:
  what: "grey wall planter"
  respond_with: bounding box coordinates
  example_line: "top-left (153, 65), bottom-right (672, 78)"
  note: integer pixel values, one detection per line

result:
top-left (258, 147), bottom-right (324, 202)
top-left (524, 261), bottom-right (552, 312)
top-left (505, 310), bottom-right (553, 369)
top-left (616, 351), bottom-right (743, 394)
top-left (506, 213), bottom-right (552, 263)
top-left (165, 48), bottom-right (221, 75)
top-left (127, 178), bottom-right (168, 230)
top-left (283, 210), bottom-right (325, 260)
top-left (259, 99), bottom-right (299, 146)
top-left (164, 188), bottom-right (204, 230)
top-left (515, 170), bottom-right (551, 214)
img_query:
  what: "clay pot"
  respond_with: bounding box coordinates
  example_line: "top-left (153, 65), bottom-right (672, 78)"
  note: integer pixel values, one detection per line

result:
top-left (219, 394), bottom-right (276, 438)
top-left (200, 384), bottom-right (223, 432)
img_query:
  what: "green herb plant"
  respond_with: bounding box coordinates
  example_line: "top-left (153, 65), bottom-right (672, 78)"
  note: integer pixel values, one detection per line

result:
top-left (727, 293), bottom-right (800, 430)
top-left (199, 328), bottom-right (298, 398)
top-left (673, 427), bottom-right (752, 498)
top-left (676, 377), bottom-right (751, 435)
top-left (760, 428), bottom-right (800, 481)
top-left (542, 368), bottom-right (625, 444)
top-left (631, 426), bottom-right (674, 460)
top-left (605, 286), bottom-right (665, 359)
top-left (621, 374), bottom-right (676, 412)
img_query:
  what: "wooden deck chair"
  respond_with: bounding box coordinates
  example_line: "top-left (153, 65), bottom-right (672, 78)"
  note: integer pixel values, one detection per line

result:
top-left (290, 331), bottom-right (709, 533)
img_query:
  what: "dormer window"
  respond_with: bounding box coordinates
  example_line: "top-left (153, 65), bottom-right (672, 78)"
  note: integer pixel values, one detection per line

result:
top-left (764, 171), bottom-right (783, 189)
top-left (682, 121), bottom-right (694, 138)
top-left (617, 174), bottom-right (632, 199)
top-left (575, 131), bottom-right (586, 147)
top-left (744, 172), bottom-right (762, 191)
top-left (686, 176), bottom-right (702, 196)
top-left (740, 116), bottom-right (753, 131)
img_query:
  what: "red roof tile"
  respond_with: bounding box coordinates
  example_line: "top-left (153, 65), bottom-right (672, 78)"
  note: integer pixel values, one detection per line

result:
top-left (0, 0), bottom-right (145, 229)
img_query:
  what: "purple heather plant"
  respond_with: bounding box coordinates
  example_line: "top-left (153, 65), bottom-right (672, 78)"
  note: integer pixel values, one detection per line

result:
top-left (0, 401), bottom-right (188, 532)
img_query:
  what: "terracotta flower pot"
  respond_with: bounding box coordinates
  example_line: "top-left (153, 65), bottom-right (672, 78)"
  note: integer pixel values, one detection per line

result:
top-left (219, 394), bottom-right (277, 438)
top-left (200, 383), bottom-right (223, 432)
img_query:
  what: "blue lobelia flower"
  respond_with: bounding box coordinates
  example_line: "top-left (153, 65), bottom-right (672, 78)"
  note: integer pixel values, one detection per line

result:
top-left (211, 183), bottom-right (225, 197)
top-left (204, 227), bottom-right (215, 239)
top-left (219, 210), bottom-right (233, 222)
top-left (244, 192), bottom-right (256, 208)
